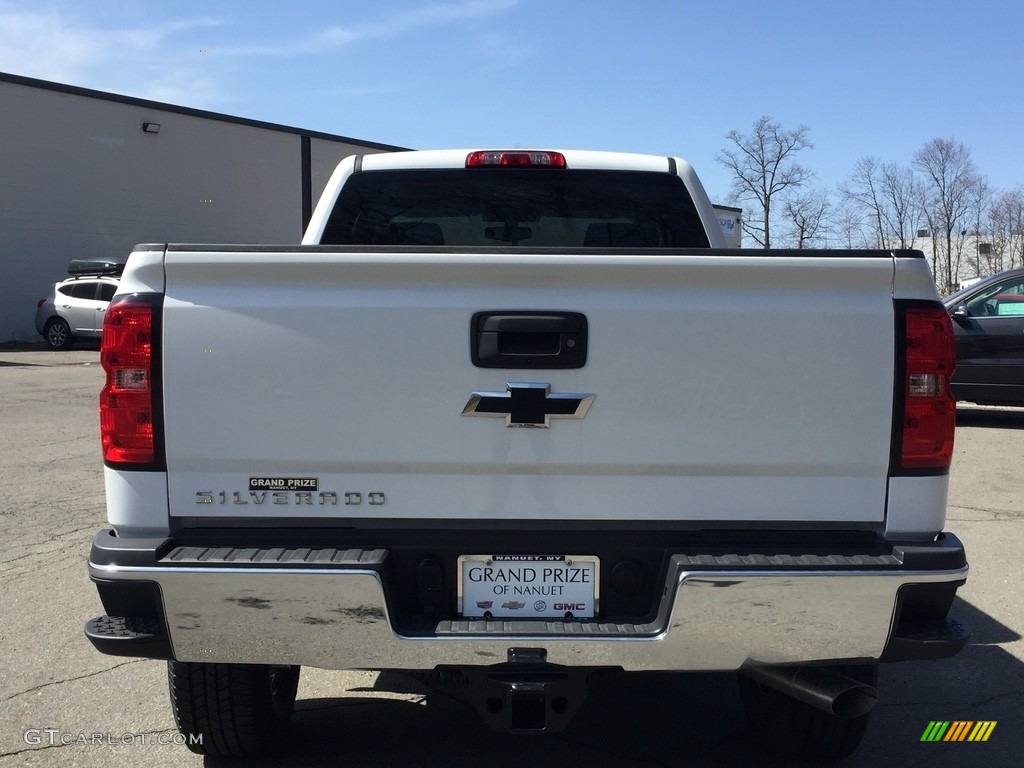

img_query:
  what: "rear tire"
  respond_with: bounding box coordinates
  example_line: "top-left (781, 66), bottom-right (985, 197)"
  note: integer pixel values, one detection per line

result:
top-left (738, 663), bottom-right (877, 762)
top-left (167, 661), bottom-right (300, 757)
top-left (43, 318), bottom-right (74, 350)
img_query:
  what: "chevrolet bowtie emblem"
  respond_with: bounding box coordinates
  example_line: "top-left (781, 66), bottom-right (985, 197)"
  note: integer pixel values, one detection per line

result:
top-left (462, 382), bottom-right (595, 428)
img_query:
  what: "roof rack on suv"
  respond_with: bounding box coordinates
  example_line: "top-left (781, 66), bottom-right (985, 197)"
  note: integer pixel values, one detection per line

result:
top-left (67, 259), bottom-right (125, 277)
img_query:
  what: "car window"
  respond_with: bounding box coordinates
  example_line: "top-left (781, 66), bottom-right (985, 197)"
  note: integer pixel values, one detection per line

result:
top-left (965, 276), bottom-right (1024, 317)
top-left (57, 285), bottom-right (75, 297)
top-left (68, 282), bottom-right (99, 300)
top-left (98, 283), bottom-right (118, 302)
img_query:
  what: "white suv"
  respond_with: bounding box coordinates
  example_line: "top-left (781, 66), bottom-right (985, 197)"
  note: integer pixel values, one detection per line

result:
top-left (35, 272), bottom-right (120, 350)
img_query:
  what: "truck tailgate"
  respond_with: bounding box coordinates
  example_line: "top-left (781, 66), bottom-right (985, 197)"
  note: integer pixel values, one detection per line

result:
top-left (161, 248), bottom-right (896, 524)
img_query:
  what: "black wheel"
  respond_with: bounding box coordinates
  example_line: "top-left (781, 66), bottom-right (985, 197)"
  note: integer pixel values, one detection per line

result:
top-left (167, 661), bottom-right (300, 757)
top-left (738, 663), bottom-right (878, 762)
top-left (43, 318), bottom-right (74, 350)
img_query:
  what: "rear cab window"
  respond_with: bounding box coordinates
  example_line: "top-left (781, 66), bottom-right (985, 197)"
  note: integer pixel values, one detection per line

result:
top-left (322, 169), bottom-right (710, 248)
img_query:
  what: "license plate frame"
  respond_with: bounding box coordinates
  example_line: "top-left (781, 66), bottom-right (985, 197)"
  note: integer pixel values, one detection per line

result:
top-left (457, 554), bottom-right (600, 619)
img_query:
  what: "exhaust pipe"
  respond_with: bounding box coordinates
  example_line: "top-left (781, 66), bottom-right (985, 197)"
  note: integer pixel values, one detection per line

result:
top-left (740, 666), bottom-right (878, 719)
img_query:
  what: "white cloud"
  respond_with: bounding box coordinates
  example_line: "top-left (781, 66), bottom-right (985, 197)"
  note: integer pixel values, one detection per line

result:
top-left (130, 71), bottom-right (227, 110)
top-left (219, 0), bottom-right (519, 57)
top-left (0, 7), bottom-right (226, 104)
top-left (478, 33), bottom-right (536, 66)
top-left (328, 84), bottom-right (400, 98)
top-left (0, 0), bottom-right (529, 113)
top-left (353, 0), bottom-right (519, 37)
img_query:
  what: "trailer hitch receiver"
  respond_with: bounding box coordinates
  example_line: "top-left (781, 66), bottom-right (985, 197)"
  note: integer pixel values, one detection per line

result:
top-left (435, 648), bottom-right (615, 734)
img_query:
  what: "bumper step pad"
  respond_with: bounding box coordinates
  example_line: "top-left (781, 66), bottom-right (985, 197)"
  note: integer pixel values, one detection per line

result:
top-left (881, 618), bottom-right (971, 662)
top-left (85, 615), bottom-right (174, 659)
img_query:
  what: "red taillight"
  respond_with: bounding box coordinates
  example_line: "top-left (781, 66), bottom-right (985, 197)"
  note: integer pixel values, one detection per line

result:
top-left (466, 151), bottom-right (567, 168)
top-left (100, 295), bottom-right (159, 465)
top-left (36, 298), bottom-right (46, 308)
top-left (899, 307), bottom-right (956, 471)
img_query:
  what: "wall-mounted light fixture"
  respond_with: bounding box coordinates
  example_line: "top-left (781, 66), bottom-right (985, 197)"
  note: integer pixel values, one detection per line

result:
top-left (142, 122), bottom-right (161, 134)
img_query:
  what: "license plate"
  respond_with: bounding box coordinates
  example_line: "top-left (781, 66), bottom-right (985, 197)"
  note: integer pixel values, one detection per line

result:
top-left (457, 555), bottom-right (599, 619)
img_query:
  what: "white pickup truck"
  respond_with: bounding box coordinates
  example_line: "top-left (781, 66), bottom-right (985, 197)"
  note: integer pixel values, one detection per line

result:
top-left (85, 149), bottom-right (969, 761)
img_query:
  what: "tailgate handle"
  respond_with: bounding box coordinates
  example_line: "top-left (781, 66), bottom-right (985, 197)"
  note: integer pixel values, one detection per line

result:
top-left (471, 312), bottom-right (588, 369)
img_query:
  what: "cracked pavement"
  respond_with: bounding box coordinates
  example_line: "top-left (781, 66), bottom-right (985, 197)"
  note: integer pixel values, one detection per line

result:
top-left (0, 349), bottom-right (1021, 767)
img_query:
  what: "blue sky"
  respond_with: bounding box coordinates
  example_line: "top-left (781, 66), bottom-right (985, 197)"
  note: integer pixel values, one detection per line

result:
top-left (1, 0), bottom-right (1021, 203)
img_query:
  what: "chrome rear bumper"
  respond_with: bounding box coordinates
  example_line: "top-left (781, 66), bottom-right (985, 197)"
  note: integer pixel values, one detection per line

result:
top-left (86, 531), bottom-right (969, 671)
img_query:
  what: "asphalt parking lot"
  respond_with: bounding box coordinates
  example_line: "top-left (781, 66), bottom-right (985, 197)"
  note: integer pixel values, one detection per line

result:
top-left (1, 346), bottom-right (1021, 767)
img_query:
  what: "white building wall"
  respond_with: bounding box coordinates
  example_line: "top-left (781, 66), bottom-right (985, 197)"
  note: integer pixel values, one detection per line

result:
top-left (906, 234), bottom-right (1021, 293)
top-left (0, 74), bottom-right (399, 342)
top-left (712, 205), bottom-right (742, 248)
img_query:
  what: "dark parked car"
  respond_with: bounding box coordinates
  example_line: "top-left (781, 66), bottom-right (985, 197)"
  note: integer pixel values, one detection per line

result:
top-left (943, 266), bottom-right (1024, 406)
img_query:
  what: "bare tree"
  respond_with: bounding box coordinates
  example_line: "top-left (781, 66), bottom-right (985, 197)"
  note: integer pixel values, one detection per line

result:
top-left (913, 138), bottom-right (985, 292)
top-left (962, 178), bottom-right (992, 278)
top-left (880, 163), bottom-right (925, 250)
top-left (831, 200), bottom-right (871, 248)
top-left (716, 116), bottom-right (814, 248)
top-left (781, 189), bottom-right (831, 248)
top-left (987, 188), bottom-right (1024, 272)
top-left (840, 158), bottom-right (924, 249)
top-left (840, 157), bottom-right (887, 246)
